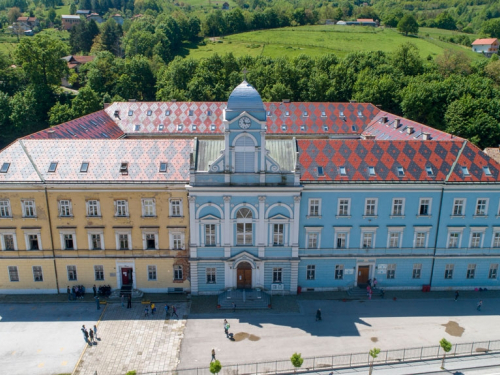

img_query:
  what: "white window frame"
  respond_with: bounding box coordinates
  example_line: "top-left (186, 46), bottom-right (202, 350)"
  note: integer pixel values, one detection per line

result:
top-left (0, 229), bottom-right (18, 251)
top-left (169, 230), bottom-right (185, 250)
top-left (142, 229), bottom-right (159, 250)
top-left (306, 264), bottom-right (316, 280)
top-left (200, 217), bottom-right (220, 247)
top-left (205, 224), bottom-right (217, 246)
top-left (308, 198), bottom-right (321, 217)
top-left (447, 228), bottom-right (464, 249)
top-left (360, 228), bottom-right (377, 249)
top-left (115, 200), bottom-right (129, 217)
top-left (466, 263), bottom-right (476, 279)
top-left (236, 208), bottom-right (253, 246)
top-left (489, 264), bottom-right (498, 279)
top-left (24, 229), bottom-right (42, 251)
top-left (475, 198), bottom-right (488, 216)
top-left (58, 200), bottom-right (73, 217)
top-left (418, 198), bottom-right (432, 216)
top-left (272, 267), bottom-right (282, 283)
top-left (148, 265), bottom-right (157, 281)
top-left (115, 230), bottom-right (132, 250)
top-left (173, 264), bottom-right (183, 280)
top-left (32, 266), bottom-right (43, 282)
top-left (364, 198), bottom-right (378, 217)
top-left (492, 229), bottom-right (500, 248)
top-left (412, 263), bottom-right (422, 279)
top-left (142, 198), bottom-right (156, 217)
top-left (67, 265), bottom-right (78, 281)
top-left (387, 229), bottom-right (403, 248)
top-left (391, 198), bottom-right (405, 217)
top-left (59, 229), bottom-right (77, 250)
top-left (206, 267), bottom-right (216, 284)
top-left (413, 227), bottom-right (431, 249)
top-left (386, 264), bottom-right (396, 279)
top-left (8, 265), bottom-right (19, 282)
top-left (337, 198), bottom-right (351, 217)
top-left (335, 264), bottom-right (344, 280)
top-left (21, 199), bottom-right (37, 218)
top-left (170, 199), bottom-right (183, 217)
top-left (94, 265), bottom-right (104, 281)
top-left (469, 228), bottom-right (486, 248)
top-left (452, 198), bottom-right (466, 216)
top-left (86, 200), bottom-right (101, 217)
top-left (0, 199), bottom-right (11, 218)
top-left (334, 227), bottom-right (351, 249)
top-left (272, 223), bottom-right (284, 246)
top-left (87, 229), bottom-right (105, 250)
top-left (305, 227), bottom-right (322, 249)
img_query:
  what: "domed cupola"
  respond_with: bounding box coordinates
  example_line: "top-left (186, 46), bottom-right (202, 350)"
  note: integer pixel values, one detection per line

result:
top-left (226, 81), bottom-right (266, 121)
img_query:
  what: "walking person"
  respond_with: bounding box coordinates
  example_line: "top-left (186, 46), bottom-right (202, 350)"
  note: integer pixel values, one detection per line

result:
top-left (171, 305), bottom-right (179, 319)
top-left (373, 278), bottom-right (378, 288)
top-left (127, 294), bottom-right (132, 309)
top-left (96, 296), bottom-right (100, 310)
top-left (89, 327), bottom-right (94, 344)
top-left (164, 304), bottom-right (170, 319)
top-left (224, 319), bottom-right (228, 338)
top-left (477, 300), bottom-right (482, 311)
top-left (455, 291), bottom-right (459, 301)
top-left (368, 289), bottom-right (372, 300)
top-left (316, 308), bottom-right (322, 321)
top-left (81, 325), bottom-right (88, 343)
top-left (67, 286), bottom-right (72, 301)
top-left (93, 325), bottom-right (98, 340)
top-left (150, 302), bottom-right (156, 315)
top-left (232, 302), bottom-right (236, 312)
top-left (93, 284), bottom-right (97, 298)
top-left (121, 294), bottom-right (125, 308)
top-left (144, 306), bottom-right (149, 317)
top-left (211, 349), bottom-right (216, 362)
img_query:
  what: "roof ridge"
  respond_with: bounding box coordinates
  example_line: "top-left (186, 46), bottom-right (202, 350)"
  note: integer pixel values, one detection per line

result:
top-left (18, 140), bottom-right (44, 183)
top-left (445, 140), bottom-right (468, 183)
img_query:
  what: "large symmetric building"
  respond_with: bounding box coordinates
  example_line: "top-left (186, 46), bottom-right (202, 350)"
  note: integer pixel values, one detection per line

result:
top-left (1, 81), bottom-right (500, 294)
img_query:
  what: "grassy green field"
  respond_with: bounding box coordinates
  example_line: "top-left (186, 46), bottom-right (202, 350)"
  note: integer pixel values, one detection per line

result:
top-left (186, 25), bottom-right (485, 61)
top-left (0, 33), bottom-right (19, 55)
top-left (54, 5), bottom-right (71, 16)
top-left (178, 0), bottom-right (238, 8)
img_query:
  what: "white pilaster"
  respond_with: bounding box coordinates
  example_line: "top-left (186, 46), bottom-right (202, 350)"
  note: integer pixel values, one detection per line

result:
top-left (223, 196), bottom-right (231, 246)
top-left (290, 260), bottom-right (299, 294)
top-left (292, 195), bottom-right (301, 253)
top-left (257, 196), bottom-right (266, 246)
top-left (188, 196), bottom-right (198, 248)
top-left (190, 262), bottom-right (198, 295)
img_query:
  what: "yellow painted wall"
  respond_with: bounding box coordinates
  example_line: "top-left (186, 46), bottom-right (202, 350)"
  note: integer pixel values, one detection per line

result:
top-left (0, 258), bottom-right (57, 293)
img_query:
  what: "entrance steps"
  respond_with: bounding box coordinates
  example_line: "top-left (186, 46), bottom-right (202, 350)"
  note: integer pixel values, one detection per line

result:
top-left (109, 287), bottom-right (144, 299)
top-left (218, 289), bottom-right (271, 309)
top-left (347, 286), bottom-right (384, 299)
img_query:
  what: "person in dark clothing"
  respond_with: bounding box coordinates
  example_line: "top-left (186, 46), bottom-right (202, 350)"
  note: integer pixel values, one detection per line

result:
top-left (89, 328), bottom-right (94, 344)
top-left (93, 284), bottom-right (97, 298)
top-left (211, 349), bottom-right (216, 362)
top-left (455, 291), bottom-right (459, 301)
top-left (127, 294), bottom-right (132, 309)
top-left (67, 286), bottom-right (72, 301)
top-left (316, 308), bottom-right (322, 321)
top-left (171, 305), bottom-right (178, 318)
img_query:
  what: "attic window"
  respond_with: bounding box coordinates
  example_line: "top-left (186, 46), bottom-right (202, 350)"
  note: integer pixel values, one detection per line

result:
top-left (158, 124), bottom-right (164, 131)
top-left (317, 167), bottom-right (324, 176)
top-left (211, 124), bottom-right (216, 131)
top-left (339, 111), bottom-right (344, 117)
top-left (177, 125), bottom-right (183, 131)
top-left (147, 110), bottom-right (152, 116)
top-left (339, 166), bottom-right (346, 175)
top-left (192, 124), bottom-right (197, 131)
top-left (397, 167), bottom-right (405, 177)
top-left (80, 162), bottom-right (89, 173)
top-left (321, 111), bottom-right (326, 117)
top-left (323, 126), bottom-right (328, 132)
top-left (48, 162), bottom-right (58, 173)
top-left (68, 130), bottom-right (76, 136)
top-left (0, 162), bottom-right (10, 173)
top-left (267, 111), bottom-right (271, 116)
top-left (159, 162), bottom-right (168, 173)
top-left (120, 163), bottom-right (128, 174)
top-left (79, 124), bottom-right (87, 131)
top-left (303, 111), bottom-right (308, 117)
top-left (128, 110), bottom-right (133, 116)
top-left (483, 166), bottom-right (492, 176)
top-left (89, 120), bottom-right (98, 126)
top-left (189, 110), bottom-right (194, 116)
top-left (369, 166), bottom-right (376, 176)
top-left (165, 110), bottom-right (170, 116)
top-left (461, 166), bottom-right (470, 176)
top-left (101, 132), bottom-right (109, 138)
top-left (114, 110), bottom-right (120, 118)
top-left (207, 110), bottom-right (212, 116)
top-left (281, 125), bottom-right (287, 131)
top-left (135, 125), bottom-right (141, 131)
top-left (285, 111), bottom-right (290, 117)
top-left (351, 125), bottom-right (357, 132)
top-left (300, 125), bottom-right (305, 131)
top-left (358, 111), bottom-right (363, 117)
top-left (426, 166), bottom-right (434, 176)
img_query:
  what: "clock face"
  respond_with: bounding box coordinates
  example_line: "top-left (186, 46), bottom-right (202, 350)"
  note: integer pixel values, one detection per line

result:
top-left (238, 116), bottom-right (251, 129)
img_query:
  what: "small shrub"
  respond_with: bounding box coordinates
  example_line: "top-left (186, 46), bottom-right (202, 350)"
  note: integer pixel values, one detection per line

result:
top-left (210, 360), bottom-right (222, 374)
top-left (125, 371), bottom-right (137, 375)
top-left (290, 353), bottom-right (303, 370)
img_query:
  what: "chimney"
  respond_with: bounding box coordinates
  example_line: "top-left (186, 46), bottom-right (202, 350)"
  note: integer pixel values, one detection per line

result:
top-left (422, 132), bottom-right (431, 140)
top-left (407, 126), bottom-right (414, 135)
top-left (363, 134), bottom-right (376, 139)
top-left (171, 99), bottom-right (177, 102)
top-left (349, 100), bottom-right (357, 103)
top-left (47, 129), bottom-right (55, 139)
top-left (380, 116), bottom-right (388, 124)
top-left (282, 99), bottom-right (290, 103)
top-left (128, 99), bottom-right (136, 102)
top-left (393, 119), bottom-right (400, 129)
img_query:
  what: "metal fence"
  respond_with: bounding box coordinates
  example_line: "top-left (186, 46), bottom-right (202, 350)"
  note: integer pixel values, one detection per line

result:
top-left (139, 339), bottom-right (500, 375)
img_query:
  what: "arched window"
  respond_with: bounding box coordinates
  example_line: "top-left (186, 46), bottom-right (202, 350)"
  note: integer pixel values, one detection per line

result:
top-left (235, 135), bottom-right (255, 173)
top-left (236, 208), bottom-right (253, 245)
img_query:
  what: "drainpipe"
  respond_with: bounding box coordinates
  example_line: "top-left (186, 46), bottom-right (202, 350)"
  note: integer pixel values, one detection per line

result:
top-left (45, 186), bottom-right (60, 294)
top-left (429, 185), bottom-right (445, 288)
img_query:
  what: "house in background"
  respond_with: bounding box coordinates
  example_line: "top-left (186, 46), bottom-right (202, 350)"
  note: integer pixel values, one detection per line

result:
top-left (62, 15), bottom-right (81, 30)
top-left (61, 55), bottom-right (96, 87)
top-left (87, 13), bottom-right (104, 23)
top-left (222, 2), bottom-right (230, 10)
top-left (16, 16), bottom-right (39, 30)
top-left (357, 18), bottom-right (377, 26)
top-left (111, 14), bottom-right (124, 25)
top-left (76, 10), bottom-right (91, 16)
top-left (472, 38), bottom-right (499, 57)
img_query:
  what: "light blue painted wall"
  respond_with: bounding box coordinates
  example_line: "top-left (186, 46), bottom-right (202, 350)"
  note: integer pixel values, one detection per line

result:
top-left (374, 258), bottom-right (433, 287)
top-left (297, 259), bottom-right (356, 288)
top-left (264, 262), bottom-right (291, 290)
top-left (431, 258), bottom-right (500, 288)
top-left (197, 262), bottom-right (225, 292)
top-left (197, 247), bottom-right (225, 257)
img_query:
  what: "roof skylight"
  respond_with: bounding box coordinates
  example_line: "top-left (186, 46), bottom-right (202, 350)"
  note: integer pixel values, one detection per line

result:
top-left (462, 166), bottom-right (470, 176)
top-left (159, 162), bottom-right (168, 173)
top-left (397, 166), bottom-right (405, 177)
top-left (80, 162), bottom-right (89, 173)
top-left (483, 166), bottom-right (492, 176)
top-left (48, 162), bottom-right (58, 173)
top-left (0, 162), bottom-right (10, 173)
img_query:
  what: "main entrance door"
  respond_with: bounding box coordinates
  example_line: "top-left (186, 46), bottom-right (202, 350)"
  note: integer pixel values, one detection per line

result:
top-left (236, 262), bottom-right (252, 289)
top-left (122, 268), bottom-right (133, 285)
top-left (357, 265), bottom-right (370, 285)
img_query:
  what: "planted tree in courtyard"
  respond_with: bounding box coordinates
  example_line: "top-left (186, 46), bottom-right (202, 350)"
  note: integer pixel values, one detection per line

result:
top-left (210, 360), bottom-right (222, 375)
top-left (439, 338), bottom-right (452, 369)
top-left (368, 347), bottom-right (380, 375)
top-left (290, 353), bottom-right (304, 372)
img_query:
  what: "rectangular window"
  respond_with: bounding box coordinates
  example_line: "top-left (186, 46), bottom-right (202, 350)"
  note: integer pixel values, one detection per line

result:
top-left (273, 224), bottom-right (284, 246)
top-left (3, 234), bottom-right (15, 250)
top-left (307, 232), bottom-right (318, 249)
top-left (448, 232), bottom-right (460, 248)
top-left (64, 234), bottom-right (75, 250)
top-left (8, 266), bottom-right (19, 282)
top-left (389, 232), bottom-right (400, 248)
top-left (470, 232), bottom-right (482, 248)
top-left (87, 200), bottom-right (100, 216)
top-left (115, 200), bottom-right (128, 217)
top-left (28, 234), bottom-right (39, 250)
top-left (170, 199), bottom-right (182, 216)
top-left (273, 267), bottom-right (282, 283)
top-left (445, 264), bottom-right (454, 279)
top-left (22, 200), bottom-right (36, 217)
top-left (309, 199), bottom-right (320, 216)
top-left (419, 199), bottom-right (431, 216)
top-left (173, 234), bottom-right (182, 249)
top-left (493, 233), bottom-right (500, 248)
top-left (119, 234), bottom-right (129, 250)
top-left (142, 198), bottom-right (156, 217)
top-left (59, 200), bottom-right (72, 217)
top-left (206, 267), bottom-right (216, 283)
top-left (148, 265), bottom-right (157, 281)
top-left (91, 234), bottom-right (102, 250)
top-left (489, 264), bottom-right (498, 279)
top-left (453, 199), bottom-right (465, 216)
top-left (365, 199), bottom-right (377, 216)
top-left (205, 224), bottom-right (216, 246)
top-left (338, 199), bottom-right (350, 216)
top-left (174, 265), bottom-right (183, 280)
top-left (362, 232), bottom-right (373, 249)
top-left (94, 265), bottom-right (104, 281)
top-left (476, 199), bottom-right (488, 216)
top-left (466, 264), bottom-right (476, 279)
top-left (67, 265), bottom-right (77, 281)
top-left (397, 167), bottom-right (405, 176)
top-left (80, 162), bottom-right (89, 173)
top-left (412, 263), bottom-right (422, 279)
top-left (306, 265), bottom-right (315, 280)
top-left (335, 265), bottom-right (344, 280)
top-left (146, 234), bottom-right (156, 249)
top-left (392, 199), bottom-right (404, 216)
top-left (387, 264), bottom-right (396, 279)
top-left (413, 232), bottom-right (425, 248)
top-left (336, 232), bottom-right (347, 249)
top-left (236, 223), bottom-right (252, 245)
top-left (0, 200), bottom-right (11, 217)
top-left (32, 266), bottom-right (43, 282)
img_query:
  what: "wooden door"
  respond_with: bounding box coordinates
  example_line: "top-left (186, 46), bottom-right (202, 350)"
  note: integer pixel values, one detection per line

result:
top-left (236, 263), bottom-right (252, 289)
top-left (357, 266), bottom-right (369, 284)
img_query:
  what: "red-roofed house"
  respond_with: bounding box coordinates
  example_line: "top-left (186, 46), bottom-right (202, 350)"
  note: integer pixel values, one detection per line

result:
top-left (357, 18), bottom-right (377, 26)
top-left (472, 38), bottom-right (499, 56)
top-left (16, 16), bottom-right (39, 30)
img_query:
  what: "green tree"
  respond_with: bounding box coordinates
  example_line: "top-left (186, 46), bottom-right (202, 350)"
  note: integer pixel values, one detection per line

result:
top-left (290, 353), bottom-right (304, 371)
top-left (209, 360), bottom-right (222, 375)
top-left (482, 18), bottom-right (500, 38)
top-left (71, 86), bottom-right (102, 118)
top-left (96, 19), bottom-right (123, 56)
top-left (8, 7), bottom-right (22, 24)
top-left (70, 20), bottom-right (100, 54)
top-left (70, 3), bottom-right (77, 15)
top-left (10, 87), bottom-right (42, 136)
top-left (397, 14), bottom-right (419, 36)
top-left (392, 42), bottom-right (423, 76)
top-left (435, 12), bottom-right (456, 30)
top-left (369, 348), bottom-right (380, 375)
top-left (435, 49), bottom-right (471, 77)
top-left (439, 338), bottom-right (452, 369)
top-left (14, 33), bottom-right (69, 87)
top-left (0, 91), bottom-right (13, 144)
top-left (47, 8), bottom-right (57, 24)
top-left (48, 102), bottom-right (74, 125)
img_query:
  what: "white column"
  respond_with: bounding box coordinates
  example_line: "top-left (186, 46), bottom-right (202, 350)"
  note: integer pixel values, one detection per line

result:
top-left (191, 262), bottom-right (199, 295)
top-left (290, 261), bottom-right (299, 295)
top-left (223, 195), bottom-right (231, 247)
top-left (292, 195), bottom-right (301, 257)
top-left (257, 196), bottom-right (266, 246)
top-left (189, 196), bottom-right (198, 258)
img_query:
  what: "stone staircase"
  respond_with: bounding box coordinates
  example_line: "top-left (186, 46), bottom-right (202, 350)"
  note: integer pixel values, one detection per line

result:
top-left (218, 289), bottom-right (271, 309)
top-left (347, 286), bottom-right (384, 299)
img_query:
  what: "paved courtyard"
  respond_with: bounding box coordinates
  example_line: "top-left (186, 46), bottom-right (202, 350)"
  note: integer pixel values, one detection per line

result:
top-left (0, 303), bottom-right (101, 375)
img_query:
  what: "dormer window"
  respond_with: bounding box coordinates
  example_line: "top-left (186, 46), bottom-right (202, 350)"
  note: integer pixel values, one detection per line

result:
top-left (267, 111), bottom-right (271, 116)
top-left (462, 166), bottom-right (470, 176)
top-left (300, 125), bottom-right (305, 131)
top-left (339, 111), bottom-right (344, 117)
top-left (211, 125), bottom-right (216, 131)
top-left (317, 167), bottom-right (324, 176)
top-left (369, 166), bottom-right (376, 176)
top-left (303, 111), bottom-right (308, 117)
top-left (158, 124), bottom-right (164, 131)
top-left (397, 167), bottom-right (405, 177)
top-left (165, 110), bottom-right (170, 116)
top-left (321, 111), bottom-right (326, 117)
top-left (285, 111), bottom-right (290, 117)
top-left (426, 166), bottom-right (434, 176)
top-left (128, 110), bottom-right (133, 116)
top-left (101, 132), bottom-right (109, 138)
top-left (48, 162), bottom-right (58, 173)
top-left (323, 126), bottom-right (328, 132)
top-left (339, 166), bottom-right (346, 176)
top-left (281, 125), bottom-right (287, 131)
top-left (0, 163), bottom-right (10, 173)
top-left (192, 124), bottom-right (197, 131)
top-left (352, 125), bottom-right (357, 131)
top-left (358, 111), bottom-right (363, 117)
top-left (120, 163), bottom-right (128, 175)
top-left (147, 110), bottom-right (152, 116)
top-left (159, 162), bottom-right (168, 173)
top-left (80, 162), bottom-right (89, 173)
top-left (207, 110), bottom-right (212, 116)
top-left (189, 110), bottom-right (194, 116)
top-left (483, 166), bottom-right (492, 176)
top-left (177, 125), bottom-right (183, 131)
top-left (134, 124), bottom-right (140, 131)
